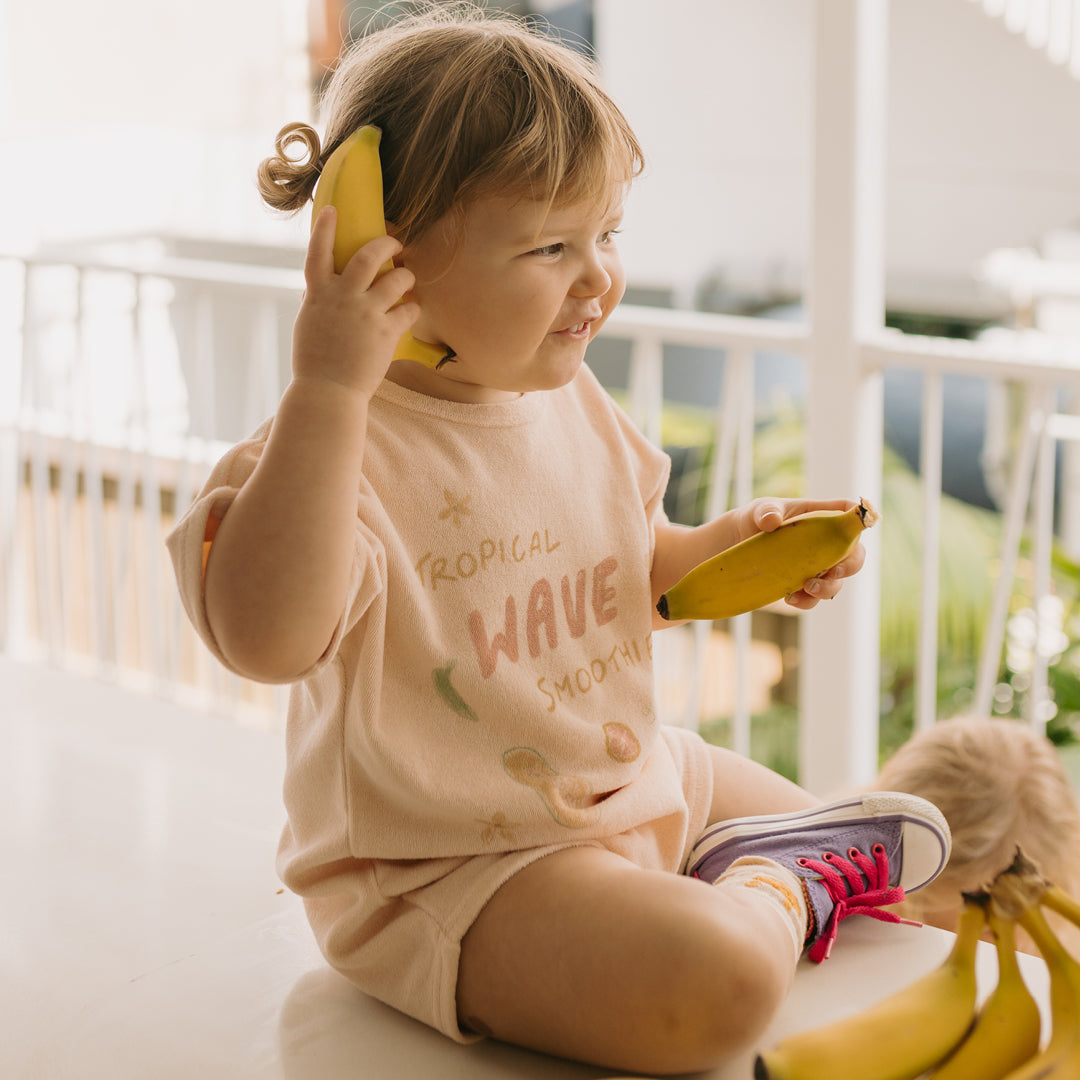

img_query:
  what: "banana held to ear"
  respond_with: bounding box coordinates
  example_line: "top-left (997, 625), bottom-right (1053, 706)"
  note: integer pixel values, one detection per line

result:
top-left (753, 897), bottom-right (984, 1080)
top-left (311, 125), bottom-right (456, 370)
top-left (924, 904), bottom-right (1041, 1080)
top-left (657, 499), bottom-right (880, 622)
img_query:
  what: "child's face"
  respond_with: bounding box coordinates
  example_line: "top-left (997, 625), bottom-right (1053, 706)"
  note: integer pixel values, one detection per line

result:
top-left (391, 190), bottom-right (626, 403)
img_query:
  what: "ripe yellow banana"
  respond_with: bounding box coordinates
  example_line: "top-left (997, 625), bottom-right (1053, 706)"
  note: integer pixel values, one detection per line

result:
top-left (1042, 881), bottom-right (1080, 930)
top-left (657, 499), bottom-right (880, 622)
top-left (310, 125), bottom-right (456, 369)
top-left (925, 904), bottom-right (1041, 1080)
top-left (753, 896), bottom-right (984, 1080)
top-left (989, 853), bottom-right (1080, 1080)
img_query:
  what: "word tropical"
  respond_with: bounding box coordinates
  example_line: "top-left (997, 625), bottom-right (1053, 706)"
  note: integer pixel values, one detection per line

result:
top-left (415, 529), bottom-right (561, 591)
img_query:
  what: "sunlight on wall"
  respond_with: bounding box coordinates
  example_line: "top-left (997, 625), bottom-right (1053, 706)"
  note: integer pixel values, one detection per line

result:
top-left (0, 0), bottom-right (312, 251)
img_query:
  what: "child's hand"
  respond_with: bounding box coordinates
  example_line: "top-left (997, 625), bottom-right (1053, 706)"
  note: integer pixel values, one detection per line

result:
top-left (291, 206), bottom-right (421, 397)
top-left (740, 496), bottom-right (867, 610)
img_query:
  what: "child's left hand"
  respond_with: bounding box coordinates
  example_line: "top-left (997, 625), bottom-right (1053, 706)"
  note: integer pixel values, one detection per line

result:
top-left (742, 497), bottom-right (866, 610)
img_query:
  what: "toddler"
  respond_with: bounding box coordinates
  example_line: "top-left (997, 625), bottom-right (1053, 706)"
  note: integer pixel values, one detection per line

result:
top-left (877, 714), bottom-right (1080, 955)
top-left (168, 5), bottom-right (950, 1074)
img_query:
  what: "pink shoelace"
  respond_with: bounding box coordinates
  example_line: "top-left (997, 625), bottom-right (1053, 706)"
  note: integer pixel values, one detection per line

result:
top-left (798, 842), bottom-right (917, 962)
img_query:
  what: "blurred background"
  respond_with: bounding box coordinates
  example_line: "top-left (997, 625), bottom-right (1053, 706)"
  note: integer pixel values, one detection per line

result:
top-left (4, 0), bottom-right (1080, 783)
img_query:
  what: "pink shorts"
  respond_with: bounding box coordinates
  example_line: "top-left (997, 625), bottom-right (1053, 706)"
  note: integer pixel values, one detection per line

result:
top-left (303, 725), bottom-right (715, 1041)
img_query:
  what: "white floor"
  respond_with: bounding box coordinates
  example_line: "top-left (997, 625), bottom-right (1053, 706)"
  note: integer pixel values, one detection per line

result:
top-left (1, 654), bottom-right (1052, 1080)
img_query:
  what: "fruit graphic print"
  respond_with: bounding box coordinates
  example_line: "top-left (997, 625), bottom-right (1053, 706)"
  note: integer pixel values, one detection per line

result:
top-left (431, 660), bottom-right (479, 722)
top-left (417, 472), bottom-right (654, 834)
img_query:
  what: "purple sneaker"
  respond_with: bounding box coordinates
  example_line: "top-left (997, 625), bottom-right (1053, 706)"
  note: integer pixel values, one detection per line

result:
top-left (686, 791), bottom-right (951, 962)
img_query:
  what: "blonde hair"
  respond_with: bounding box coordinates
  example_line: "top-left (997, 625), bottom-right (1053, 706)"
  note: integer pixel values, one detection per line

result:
top-left (877, 715), bottom-right (1080, 952)
top-left (257, 2), bottom-right (644, 246)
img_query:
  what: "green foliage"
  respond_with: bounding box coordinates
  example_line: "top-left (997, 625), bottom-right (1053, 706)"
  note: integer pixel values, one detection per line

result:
top-left (659, 398), bottom-right (1080, 776)
top-left (1001, 545), bottom-right (1080, 747)
top-left (699, 704), bottom-right (800, 783)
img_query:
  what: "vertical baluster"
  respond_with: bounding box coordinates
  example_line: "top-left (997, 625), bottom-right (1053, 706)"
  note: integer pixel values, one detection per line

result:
top-left (79, 270), bottom-right (112, 672)
top-left (134, 273), bottom-right (166, 687)
top-left (1005, 0), bottom-right (1032, 35)
top-left (55, 266), bottom-right (86, 666)
top-left (250, 297), bottom-right (282, 427)
top-left (186, 286), bottom-right (218, 703)
top-left (1071, 0), bottom-right (1080, 75)
top-left (706, 350), bottom-right (741, 525)
top-left (1, 260), bottom-right (29, 654)
top-left (1027, 0), bottom-right (1051, 46)
top-left (686, 341), bottom-right (756, 738)
top-left (1029, 401), bottom-right (1057, 731)
top-left (686, 344), bottom-right (746, 734)
top-left (27, 267), bottom-right (61, 662)
top-left (1047, 0), bottom-right (1072, 62)
top-left (730, 346), bottom-right (755, 759)
top-left (112, 273), bottom-right (138, 673)
top-left (628, 335), bottom-right (663, 447)
top-left (915, 370), bottom-right (944, 731)
top-left (974, 382), bottom-right (1049, 716)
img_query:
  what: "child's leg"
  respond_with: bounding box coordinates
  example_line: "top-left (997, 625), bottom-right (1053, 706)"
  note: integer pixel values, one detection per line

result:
top-left (456, 844), bottom-right (803, 1076)
top-left (703, 743), bottom-right (820, 824)
top-left (457, 754), bottom-right (951, 1075)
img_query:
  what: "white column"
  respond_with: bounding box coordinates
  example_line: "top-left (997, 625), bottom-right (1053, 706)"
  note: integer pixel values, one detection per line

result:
top-left (801, 0), bottom-right (888, 795)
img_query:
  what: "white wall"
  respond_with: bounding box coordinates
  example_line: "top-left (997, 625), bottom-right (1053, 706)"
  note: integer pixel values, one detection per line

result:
top-left (595, 0), bottom-right (813, 304)
top-left (596, 0), bottom-right (1080, 314)
top-left (887, 0), bottom-right (1080, 310)
top-left (0, 0), bottom-right (312, 250)
top-left (4, 0), bottom-right (1079, 312)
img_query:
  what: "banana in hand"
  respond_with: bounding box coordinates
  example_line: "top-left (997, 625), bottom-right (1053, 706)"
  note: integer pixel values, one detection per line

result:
top-left (753, 896), bottom-right (983, 1080)
top-left (311, 125), bottom-right (456, 369)
top-left (656, 499), bottom-right (880, 622)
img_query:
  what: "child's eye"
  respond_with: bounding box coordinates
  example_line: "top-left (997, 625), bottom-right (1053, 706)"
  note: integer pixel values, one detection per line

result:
top-left (530, 242), bottom-right (564, 256)
top-left (600, 228), bottom-right (622, 244)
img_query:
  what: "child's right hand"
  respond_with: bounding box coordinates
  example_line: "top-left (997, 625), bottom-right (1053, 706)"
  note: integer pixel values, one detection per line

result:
top-left (291, 206), bottom-right (421, 397)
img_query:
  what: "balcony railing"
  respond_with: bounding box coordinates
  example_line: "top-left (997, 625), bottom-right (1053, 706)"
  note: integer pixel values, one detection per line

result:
top-left (4, 244), bottom-right (1080, 786)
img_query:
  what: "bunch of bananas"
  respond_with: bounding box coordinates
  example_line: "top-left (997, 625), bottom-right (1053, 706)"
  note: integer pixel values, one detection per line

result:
top-left (755, 849), bottom-right (1080, 1080)
top-left (656, 499), bottom-right (880, 622)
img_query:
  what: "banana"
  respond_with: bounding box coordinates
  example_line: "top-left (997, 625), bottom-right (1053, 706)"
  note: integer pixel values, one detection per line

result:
top-left (1042, 881), bottom-right (1080, 930)
top-left (925, 903), bottom-right (1041, 1080)
top-left (656, 499), bottom-right (880, 622)
top-left (753, 895), bottom-right (983, 1080)
top-left (310, 125), bottom-right (456, 369)
top-left (990, 853), bottom-right (1080, 1080)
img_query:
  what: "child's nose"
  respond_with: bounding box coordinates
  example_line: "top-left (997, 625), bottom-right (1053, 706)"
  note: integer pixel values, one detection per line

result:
top-left (572, 253), bottom-right (612, 297)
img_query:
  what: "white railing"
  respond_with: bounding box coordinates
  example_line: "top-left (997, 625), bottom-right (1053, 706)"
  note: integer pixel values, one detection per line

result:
top-left (970, 0), bottom-right (1080, 73)
top-left (0, 249), bottom-right (303, 726)
top-left (5, 246), bottom-right (1080, 778)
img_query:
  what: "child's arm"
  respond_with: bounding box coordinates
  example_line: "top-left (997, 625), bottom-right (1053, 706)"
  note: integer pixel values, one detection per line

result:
top-left (650, 497), bottom-right (866, 629)
top-left (202, 208), bottom-right (420, 682)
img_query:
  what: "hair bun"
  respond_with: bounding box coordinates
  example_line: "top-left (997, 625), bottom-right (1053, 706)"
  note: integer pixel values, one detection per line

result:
top-left (257, 122), bottom-right (323, 213)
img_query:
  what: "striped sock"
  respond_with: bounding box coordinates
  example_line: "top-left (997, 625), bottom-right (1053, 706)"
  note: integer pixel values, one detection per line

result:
top-left (710, 855), bottom-right (809, 961)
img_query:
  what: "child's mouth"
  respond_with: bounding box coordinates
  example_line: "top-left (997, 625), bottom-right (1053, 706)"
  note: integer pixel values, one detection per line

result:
top-left (557, 321), bottom-right (590, 337)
